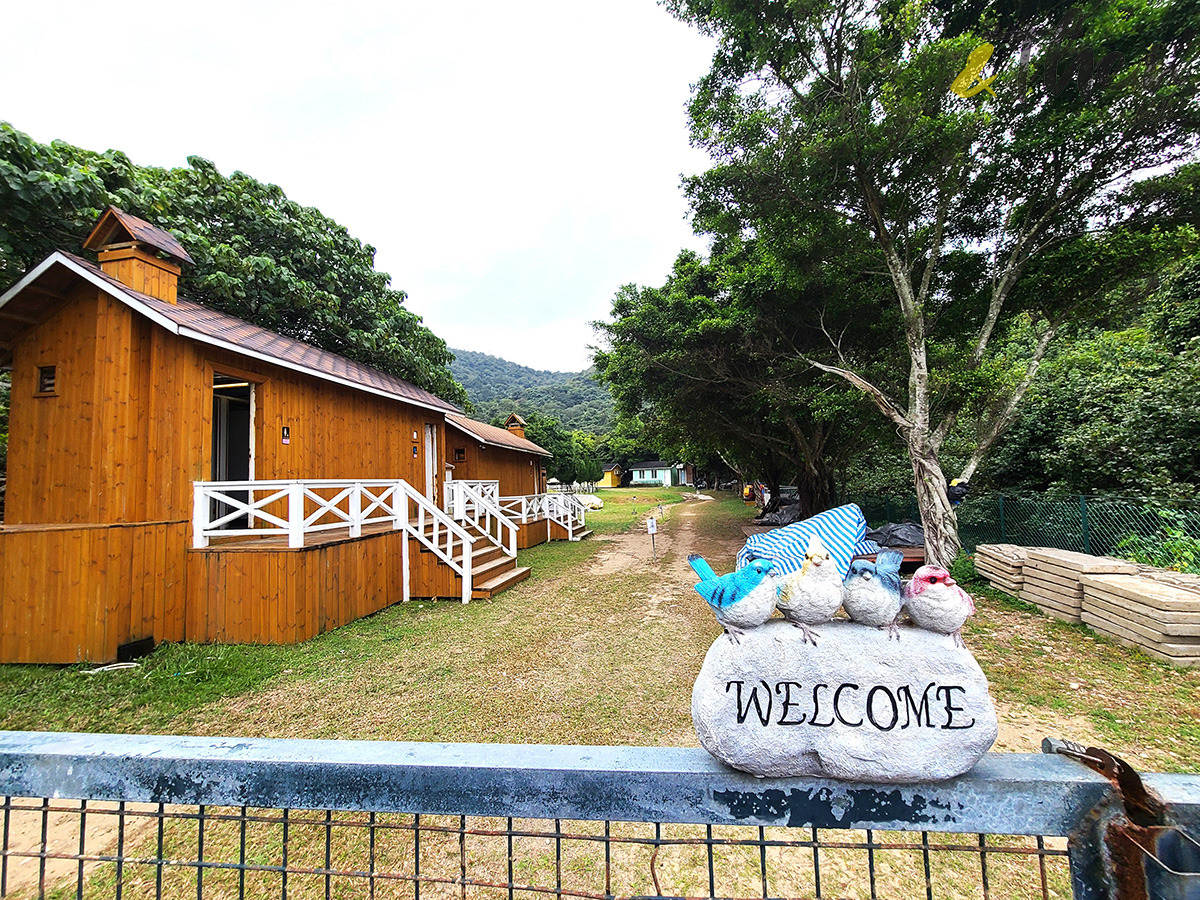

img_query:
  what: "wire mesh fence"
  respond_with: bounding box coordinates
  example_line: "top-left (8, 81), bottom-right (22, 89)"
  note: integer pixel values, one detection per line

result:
top-left (0, 797), bottom-right (1073, 900)
top-left (850, 494), bottom-right (1200, 571)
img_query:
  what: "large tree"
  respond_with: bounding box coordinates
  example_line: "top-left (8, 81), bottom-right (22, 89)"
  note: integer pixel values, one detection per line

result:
top-left (595, 243), bottom-right (890, 516)
top-left (0, 123), bottom-right (466, 406)
top-left (666, 0), bottom-right (1200, 566)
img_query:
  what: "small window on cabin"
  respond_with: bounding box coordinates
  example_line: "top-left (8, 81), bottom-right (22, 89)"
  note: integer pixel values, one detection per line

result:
top-left (36, 366), bottom-right (57, 395)
top-left (454, 448), bottom-right (466, 462)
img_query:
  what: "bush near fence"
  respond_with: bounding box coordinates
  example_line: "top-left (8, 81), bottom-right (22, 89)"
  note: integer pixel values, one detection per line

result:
top-left (848, 494), bottom-right (1200, 574)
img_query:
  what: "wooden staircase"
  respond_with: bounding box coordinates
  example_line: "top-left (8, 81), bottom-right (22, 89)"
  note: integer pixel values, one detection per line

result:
top-left (420, 522), bottom-right (530, 599)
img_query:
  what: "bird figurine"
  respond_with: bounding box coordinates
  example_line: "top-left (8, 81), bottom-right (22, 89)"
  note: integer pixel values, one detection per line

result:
top-left (688, 554), bottom-right (779, 643)
top-left (842, 549), bottom-right (905, 639)
top-left (903, 565), bottom-right (977, 647)
top-left (775, 535), bottom-right (843, 644)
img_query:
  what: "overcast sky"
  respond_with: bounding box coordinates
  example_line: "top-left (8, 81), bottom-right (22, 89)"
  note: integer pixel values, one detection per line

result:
top-left (2, 0), bottom-right (717, 372)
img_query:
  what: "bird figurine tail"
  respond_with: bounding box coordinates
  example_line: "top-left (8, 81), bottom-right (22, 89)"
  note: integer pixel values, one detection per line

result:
top-left (875, 549), bottom-right (904, 576)
top-left (688, 553), bottom-right (718, 582)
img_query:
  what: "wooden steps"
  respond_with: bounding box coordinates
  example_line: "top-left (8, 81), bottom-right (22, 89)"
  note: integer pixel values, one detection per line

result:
top-left (473, 565), bottom-right (531, 598)
top-left (417, 521), bottom-right (528, 599)
top-left (570, 529), bottom-right (594, 542)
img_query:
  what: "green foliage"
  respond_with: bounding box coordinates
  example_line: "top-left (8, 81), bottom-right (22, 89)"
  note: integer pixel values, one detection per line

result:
top-left (662, 0), bottom-right (1200, 561)
top-left (950, 551), bottom-right (983, 587)
top-left (986, 315), bottom-right (1200, 498)
top-left (1117, 509), bottom-right (1200, 574)
top-left (450, 349), bottom-right (614, 432)
top-left (520, 411), bottom-right (603, 483)
top-left (594, 243), bottom-right (890, 516)
top-left (0, 123), bottom-right (465, 407)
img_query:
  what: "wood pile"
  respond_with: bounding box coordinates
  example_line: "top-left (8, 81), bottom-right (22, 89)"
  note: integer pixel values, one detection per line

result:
top-left (1019, 549), bottom-right (1137, 624)
top-left (974, 543), bottom-right (1200, 667)
top-left (1080, 573), bottom-right (1200, 668)
top-left (973, 544), bottom-right (1029, 595)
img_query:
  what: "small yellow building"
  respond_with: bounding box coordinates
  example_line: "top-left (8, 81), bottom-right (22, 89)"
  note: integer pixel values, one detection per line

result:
top-left (599, 464), bottom-right (623, 488)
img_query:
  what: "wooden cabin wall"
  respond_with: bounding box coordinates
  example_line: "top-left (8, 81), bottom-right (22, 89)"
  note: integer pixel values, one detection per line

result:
top-left (5, 284), bottom-right (103, 524)
top-left (0, 522), bottom-right (187, 664)
top-left (447, 439), bottom-right (544, 496)
top-left (186, 530), bottom-right (411, 645)
top-left (6, 290), bottom-right (449, 526)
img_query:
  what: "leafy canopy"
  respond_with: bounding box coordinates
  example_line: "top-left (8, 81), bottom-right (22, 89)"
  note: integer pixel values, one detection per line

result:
top-left (0, 123), bottom-right (466, 406)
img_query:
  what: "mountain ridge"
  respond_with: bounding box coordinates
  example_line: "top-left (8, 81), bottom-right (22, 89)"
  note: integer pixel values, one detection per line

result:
top-left (450, 348), bottom-right (614, 433)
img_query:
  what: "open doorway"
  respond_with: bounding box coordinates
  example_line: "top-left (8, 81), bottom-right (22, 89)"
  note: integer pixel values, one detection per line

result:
top-left (211, 373), bottom-right (255, 527)
top-left (424, 423), bottom-right (437, 502)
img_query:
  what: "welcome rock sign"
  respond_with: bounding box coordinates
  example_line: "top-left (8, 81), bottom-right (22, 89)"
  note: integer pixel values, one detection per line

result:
top-left (692, 620), bottom-right (998, 782)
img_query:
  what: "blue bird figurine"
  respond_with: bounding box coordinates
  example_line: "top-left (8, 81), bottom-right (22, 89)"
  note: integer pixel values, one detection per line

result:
top-left (688, 554), bottom-right (779, 643)
top-left (842, 549), bottom-right (905, 639)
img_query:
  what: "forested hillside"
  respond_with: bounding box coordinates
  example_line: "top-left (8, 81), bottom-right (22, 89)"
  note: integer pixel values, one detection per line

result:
top-left (451, 350), bottom-right (614, 433)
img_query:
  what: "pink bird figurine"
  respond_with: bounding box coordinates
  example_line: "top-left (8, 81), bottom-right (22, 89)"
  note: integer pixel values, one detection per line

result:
top-left (903, 566), bottom-right (976, 647)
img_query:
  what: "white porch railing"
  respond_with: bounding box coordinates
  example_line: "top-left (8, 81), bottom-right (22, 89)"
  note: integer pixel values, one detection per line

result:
top-left (191, 479), bottom-right (477, 602)
top-left (444, 480), bottom-right (517, 557)
top-left (445, 479), bottom-right (500, 506)
top-left (498, 493), bottom-right (587, 539)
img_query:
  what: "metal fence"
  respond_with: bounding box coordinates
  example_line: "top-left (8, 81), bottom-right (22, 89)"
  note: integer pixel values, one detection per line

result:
top-left (851, 494), bottom-right (1200, 570)
top-left (1, 732), bottom-right (1199, 900)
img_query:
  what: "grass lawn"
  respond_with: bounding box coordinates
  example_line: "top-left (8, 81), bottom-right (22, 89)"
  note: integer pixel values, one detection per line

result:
top-left (3, 492), bottom-right (1196, 900)
top-left (1, 490), bottom-right (1197, 775)
top-left (586, 485), bottom-right (694, 533)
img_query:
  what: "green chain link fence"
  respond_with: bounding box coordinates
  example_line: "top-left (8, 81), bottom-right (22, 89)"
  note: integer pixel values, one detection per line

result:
top-left (849, 493), bottom-right (1200, 573)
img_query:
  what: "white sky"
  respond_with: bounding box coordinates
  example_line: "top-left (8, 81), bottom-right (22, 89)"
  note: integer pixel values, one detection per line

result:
top-left (1, 0), bottom-right (717, 372)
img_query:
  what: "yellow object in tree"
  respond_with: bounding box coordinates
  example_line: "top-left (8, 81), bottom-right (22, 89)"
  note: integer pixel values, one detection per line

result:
top-left (951, 43), bottom-right (998, 99)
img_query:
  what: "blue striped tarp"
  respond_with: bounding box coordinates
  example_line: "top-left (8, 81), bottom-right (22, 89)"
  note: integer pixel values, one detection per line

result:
top-left (736, 503), bottom-right (882, 579)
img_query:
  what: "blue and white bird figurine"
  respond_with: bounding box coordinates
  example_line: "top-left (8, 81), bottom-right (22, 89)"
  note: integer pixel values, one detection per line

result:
top-left (688, 554), bottom-right (779, 643)
top-left (903, 565), bottom-right (976, 647)
top-left (842, 549), bottom-right (905, 639)
top-left (775, 535), bottom-right (843, 644)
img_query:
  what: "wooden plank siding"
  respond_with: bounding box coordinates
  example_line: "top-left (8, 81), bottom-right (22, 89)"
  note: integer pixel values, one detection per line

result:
top-left (446, 439), bottom-right (545, 497)
top-left (516, 518), bottom-right (551, 549)
top-left (1, 281), bottom-right (466, 662)
top-left (0, 521), bottom-right (472, 662)
top-left (6, 285), bottom-right (448, 526)
top-left (0, 523), bottom-right (189, 664)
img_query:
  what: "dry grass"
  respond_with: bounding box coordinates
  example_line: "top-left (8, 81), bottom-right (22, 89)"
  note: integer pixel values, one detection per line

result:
top-left (4, 491), bottom-right (1197, 899)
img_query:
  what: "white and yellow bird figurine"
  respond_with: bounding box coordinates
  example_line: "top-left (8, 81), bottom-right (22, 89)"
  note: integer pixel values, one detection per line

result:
top-left (775, 536), bottom-right (843, 644)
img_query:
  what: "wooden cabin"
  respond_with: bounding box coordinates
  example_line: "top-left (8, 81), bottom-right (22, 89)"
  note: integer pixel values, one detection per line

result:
top-left (442, 413), bottom-right (589, 547)
top-left (0, 208), bottom-right (550, 664)
top-left (445, 413), bottom-right (549, 497)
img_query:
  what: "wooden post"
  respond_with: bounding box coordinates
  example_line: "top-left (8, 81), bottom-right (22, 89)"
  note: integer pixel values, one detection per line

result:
top-left (192, 483), bottom-right (209, 549)
top-left (350, 482), bottom-right (362, 538)
top-left (393, 481), bottom-right (405, 530)
top-left (288, 483), bottom-right (305, 549)
top-left (461, 538), bottom-right (472, 604)
top-left (401, 486), bottom-right (411, 604)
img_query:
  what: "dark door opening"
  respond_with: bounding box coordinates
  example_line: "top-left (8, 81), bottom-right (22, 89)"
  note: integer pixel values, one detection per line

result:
top-left (211, 374), bottom-right (254, 528)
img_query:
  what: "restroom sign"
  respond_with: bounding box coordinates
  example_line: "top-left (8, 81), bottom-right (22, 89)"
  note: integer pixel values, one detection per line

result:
top-left (282, 426), bottom-right (290, 445)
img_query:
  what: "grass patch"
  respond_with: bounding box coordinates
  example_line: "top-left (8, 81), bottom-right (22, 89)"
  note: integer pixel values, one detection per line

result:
top-left (587, 486), bottom-right (692, 534)
top-left (962, 565), bottom-right (1200, 773)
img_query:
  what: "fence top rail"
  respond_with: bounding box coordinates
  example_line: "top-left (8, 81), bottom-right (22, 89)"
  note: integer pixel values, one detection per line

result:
top-left (6, 732), bottom-right (1195, 836)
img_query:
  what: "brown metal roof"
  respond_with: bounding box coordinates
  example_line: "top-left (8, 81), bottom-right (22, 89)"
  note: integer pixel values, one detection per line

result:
top-left (46, 252), bottom-right (460, 413)
top-left (83, 207), bottom-right (196, 265)
top-left (446, 413), bottom-right (551, 456)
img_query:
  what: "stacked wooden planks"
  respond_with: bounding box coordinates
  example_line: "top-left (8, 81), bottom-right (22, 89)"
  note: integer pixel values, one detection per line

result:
top-left (1080, 573), bottom-right (1200, 667)
top-left (974, 544), bottom-right (1029, 595)
top-left (1019, 549), bottom-right (1138, 624)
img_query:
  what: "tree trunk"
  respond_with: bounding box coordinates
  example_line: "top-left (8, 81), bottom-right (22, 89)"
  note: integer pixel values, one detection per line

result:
top-left (909, 438), bottom-right (961, 569)
top-left (794, 462), bottom-right (837, 519)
